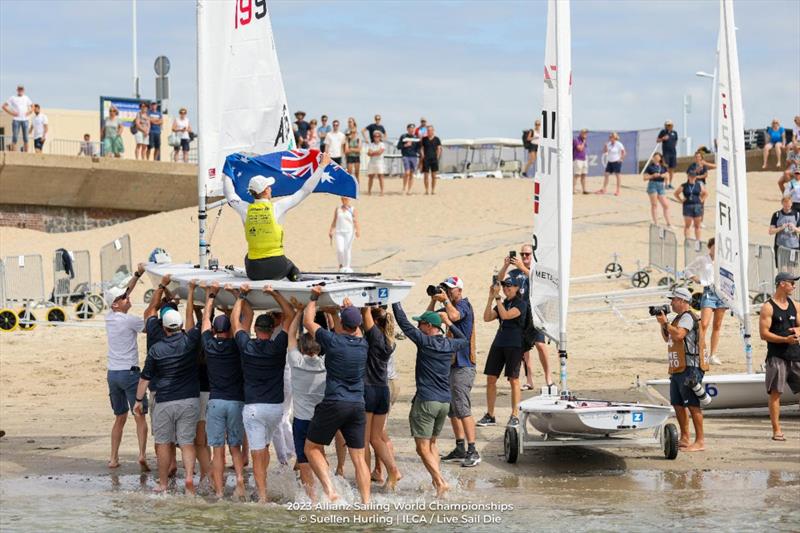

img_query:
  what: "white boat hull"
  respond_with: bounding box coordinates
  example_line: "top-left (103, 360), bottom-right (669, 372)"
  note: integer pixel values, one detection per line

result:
top-left (145, 263), bottom-right (413, 310)
top-left (647, 373), bottom-right (800, 410)
top-left (519, 394), bottom-right (673, 437)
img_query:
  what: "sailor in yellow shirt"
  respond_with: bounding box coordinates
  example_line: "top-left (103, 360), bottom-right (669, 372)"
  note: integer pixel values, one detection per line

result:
top-left (224, 152), bottom-right (331, 280)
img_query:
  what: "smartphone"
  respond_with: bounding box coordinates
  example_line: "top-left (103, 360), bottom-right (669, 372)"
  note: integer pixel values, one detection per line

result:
top-left (492, 274), bottom-right (498, 285)
top-left (509, 250), bottom-right (517, 258)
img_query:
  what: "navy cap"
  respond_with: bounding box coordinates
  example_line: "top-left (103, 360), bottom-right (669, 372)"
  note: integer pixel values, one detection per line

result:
top-left (340, 307), bottom-right (363, 329)
top-left (775, 272), bottom-right (800, 285)
top-left (212, 315), bottom-right (231, 333)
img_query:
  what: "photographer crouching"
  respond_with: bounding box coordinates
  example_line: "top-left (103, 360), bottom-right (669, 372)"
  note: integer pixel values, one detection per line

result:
top-left (654, 288), bottom-right (708, 452)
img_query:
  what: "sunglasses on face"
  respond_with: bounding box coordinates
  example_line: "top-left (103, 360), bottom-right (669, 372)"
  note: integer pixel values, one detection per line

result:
top-left (520, 252), bottom-right (532, 257)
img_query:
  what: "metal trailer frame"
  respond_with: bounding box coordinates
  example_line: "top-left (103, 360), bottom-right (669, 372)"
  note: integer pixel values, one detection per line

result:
top-left (684, 238), bottom-right (706, 270)
top-left (748, 243), bottom-right (774, 304)
top-left (100, 234), bottom-right (133, 290)
top-left (648, 224), bottom-right (681, 286)
top-left (52, 249), bottom-right (106, 320)
top-left (570, 253), bottom-right (651, 288)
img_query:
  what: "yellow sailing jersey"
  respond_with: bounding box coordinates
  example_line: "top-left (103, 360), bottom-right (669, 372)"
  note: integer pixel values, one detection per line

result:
top-left (245, 200), bottom-right (284, 259)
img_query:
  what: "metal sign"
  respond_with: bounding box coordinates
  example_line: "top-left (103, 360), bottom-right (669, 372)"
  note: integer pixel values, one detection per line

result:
top-left (154, 55), bottom-right (170, 76)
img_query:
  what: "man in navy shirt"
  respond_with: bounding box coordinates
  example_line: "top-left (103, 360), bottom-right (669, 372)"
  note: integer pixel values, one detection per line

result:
top-left (397, 123), bottom-right (420, 195)
top-left (362, 113), bottom-right (386, 143)
top-left (393, 301), bottom-right (467, 498)
top-left (658, 120), bottom-right (679, 189)
top-left (134, 307), bottom-right (201, 494)
top-left (426, 276), bottom-right (480, 467)
top-left (303, 285), bottom-right (371, 504)
top-left (230, 282), bottom-right (294, 504)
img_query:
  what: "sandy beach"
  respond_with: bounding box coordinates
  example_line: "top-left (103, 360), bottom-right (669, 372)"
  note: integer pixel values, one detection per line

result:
top-left (1, 171), bottom-right (799, 530)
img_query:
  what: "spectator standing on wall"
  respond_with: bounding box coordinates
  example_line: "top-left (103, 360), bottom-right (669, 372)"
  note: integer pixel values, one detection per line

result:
top-left (29, 104), bottom-right (48, 153)
top-left (318, 115), bottom-right (331, 153)
top-left (134, 102), bottom-right (150, 160)
top-left (147, 102), bottom-right (163, 161)
top-left (2, 85), bottom-right (33, 152)
top-left (172, 108), bottom-right (192, 163)
top-left (103, 107), bottom-right (124, 158)
top-left (657, 120), bottom-right (679, 189)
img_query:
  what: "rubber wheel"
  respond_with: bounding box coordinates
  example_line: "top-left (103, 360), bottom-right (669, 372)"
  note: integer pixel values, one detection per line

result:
top-left (604, 262), bottom-right (624, 279)
top-left (663, 423), bottom-right (679, 460)
top-left (657, 276), bottom-right (672, 287)
top-left (691, 292), bottom-right (702, 311)
top-left (74, 300), bottom-right (95, 320)
top-left (752, 293), bottom-right (768, 305)
top-left (631, 270), bottom-right (650, 288)
top-left (86, 293), bottom-right (105, 312)
top-left (0, 309), bottom-right (18, 332)
top-left (46, 307), bottom-right (67, 323)
top-left (143, 288), bottom-right (155, 304)
top-left (16, 309), bottom-right (37, 331)
top-left (504, 425), bottom-right (519, 464)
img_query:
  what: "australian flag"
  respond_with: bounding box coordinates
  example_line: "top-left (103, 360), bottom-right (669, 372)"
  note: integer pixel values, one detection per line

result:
top-left (224, 149), bottom-right (358, 202)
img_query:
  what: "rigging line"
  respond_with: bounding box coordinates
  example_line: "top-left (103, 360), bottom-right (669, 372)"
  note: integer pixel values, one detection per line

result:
top-left (207, 203), bottom-right (224, 248)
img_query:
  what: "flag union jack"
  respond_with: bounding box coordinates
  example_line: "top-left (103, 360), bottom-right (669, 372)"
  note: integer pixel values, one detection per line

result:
top-left (281, 149), bottom-right (320, 179)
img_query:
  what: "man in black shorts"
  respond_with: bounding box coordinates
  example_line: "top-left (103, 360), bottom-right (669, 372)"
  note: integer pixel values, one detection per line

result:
top-left (758, 272), bottom-right (800, 441)
top-left (419, 125), bottom-right (442, 195)
top-left (658, 120), bottom-right (679, 189)
top-left (302, 286), bottom-right (371, 503)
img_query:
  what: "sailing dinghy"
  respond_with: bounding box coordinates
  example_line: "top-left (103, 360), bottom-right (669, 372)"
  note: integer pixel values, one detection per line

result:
top-left (145, 0), bottom-right (412, 308)
top-left (647, 0), bottom-right (799, 410)
top-left (506, 0), bottom-right (676, 463)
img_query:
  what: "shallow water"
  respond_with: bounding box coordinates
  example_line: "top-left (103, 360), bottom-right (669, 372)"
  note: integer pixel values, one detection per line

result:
top-left (1, 465), bottom-right (798, 532)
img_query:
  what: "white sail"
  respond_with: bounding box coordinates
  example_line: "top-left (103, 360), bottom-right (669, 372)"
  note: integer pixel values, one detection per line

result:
top-left (531, 0), bottom-right (573, 352)
top-left (197, 0), bottom-right (294, 198)
top-left (714, 0), bottom-right (752, 370)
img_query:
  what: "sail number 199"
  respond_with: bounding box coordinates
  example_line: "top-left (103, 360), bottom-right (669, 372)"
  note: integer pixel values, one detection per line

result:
top-left (235, 0), bottom-right (267, 28)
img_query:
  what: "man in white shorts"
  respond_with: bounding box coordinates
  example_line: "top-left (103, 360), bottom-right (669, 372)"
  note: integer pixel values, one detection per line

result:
top-left (572, 129), bottom-right (589, 194)
top-left (230, 283), bottom-right (295, 503)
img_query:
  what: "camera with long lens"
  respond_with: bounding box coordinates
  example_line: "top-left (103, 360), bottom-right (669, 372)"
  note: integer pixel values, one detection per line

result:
top-left (686, 378), bottom-right (712, 406)
top-left (426, 284), bottom-right (444, 297)
top-left (648, 304), bottom-right (670, 316)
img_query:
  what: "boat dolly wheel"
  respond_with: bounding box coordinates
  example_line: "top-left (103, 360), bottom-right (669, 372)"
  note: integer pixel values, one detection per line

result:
top-left (604, 262), bottom-right (624, 279)
top-left (143, 288), bottom-right (155, 304)
top-left (690, 292), bottom-right (702, 311)
top-left (0, 309), bottom-right (18, 332)
top-left (657, 276), bottom-right (673, 287)
top-left (74, 300), bottom-right (97, 320)
top-left (752, 293), bottom-right (769, 305)
top-left (16, 309), bottom-right (37, 331)
top-left (46, 307), bottom-right (67, 323)
top-left (663, 423), bottom-right (679, 460)
top-left (630, 270), bottom-right (650, 288)
top-left (504, 425), bottom-right (519, 464)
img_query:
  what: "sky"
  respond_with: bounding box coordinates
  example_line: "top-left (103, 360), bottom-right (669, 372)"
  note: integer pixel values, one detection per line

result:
top-left (1, 0), bottom-right (798, 148)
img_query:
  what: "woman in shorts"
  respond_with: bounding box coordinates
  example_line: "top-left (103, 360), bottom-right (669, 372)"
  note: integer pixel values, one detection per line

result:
top-left (523, 119), bottom-right (541, 178)
top-left (366, 130), bottom-right (385, 196)
top-left (345, 127), bottom-right (362, 186)
top-left (172, 108), bottom-right (192, 163)
top-left (643, 152), bottom-right (672, 227)
top-left (675, 167), bottom-right (707, 240)
top-left (598, 132), bottom-right (626, 196)
top-left (685, 237), bottom-right (727, 365)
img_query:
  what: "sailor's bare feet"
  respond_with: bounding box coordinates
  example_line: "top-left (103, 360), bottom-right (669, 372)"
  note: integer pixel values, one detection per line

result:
top-left (370, 470), bottom-right (384, 484)
top-left (335, 466), bottom-right (344, 477)
top-left (185, 479), bottom-right (196, 495)
top-left (685, 441), bottom-right (705, 452)
top-left (138, 457), bottom-right (151, 472)
top-left (234, 480), bottom-right (246, 500)
top-left (435, 481), bottom-right (449, 499)
top-left (108, 460), bottom-right (120, 469)
top-left (595, 189), bottom-right (606, 194)
top-left (678, 437), bottom-right (690, 449)
top-left (387, 469), bottom-right (402, 491)
top-left (153, 484), bottom-right (168, 494)
top-left (168, 466), bottom-right (178, 478)
top-left (326, 491), bottom-right (340, 503)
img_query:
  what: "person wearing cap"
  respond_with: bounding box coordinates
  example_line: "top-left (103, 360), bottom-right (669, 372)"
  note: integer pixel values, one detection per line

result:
top-left (302, 286), bottom-right (371, 503)
top-left (655, 287), bottom-right (706, 452)
top-left (223, 151), bottom-right (332, 281)
top-left (498, 244), bottom-right (554, 392)
top-left (758, 272), bottom-right (800, 441)
top-left (572, 128), bottom-right (589, 194)
top-left (657, 121), bottom-right (679, 189)
top-left (134, 299), bottom-right (203, 493)
top-left (3, 85), bottom-right (33, 152)
top-left (227, 283), bottom-right (293, 503)
top-left (478, 275), bottom-right (529, 428)
top-left (197, 282), bottom-right (246, 499)
top-left (391, 300), bottom-right (467, 498)
top-left (769, 194), bottom-right (800, 268)
top-left (104, 263), bottom-right (150, 471)
top-left (426, 276), bottom-right (480, 467)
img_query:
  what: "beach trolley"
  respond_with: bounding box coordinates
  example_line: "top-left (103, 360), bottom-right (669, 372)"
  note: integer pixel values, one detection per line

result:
top-left (505, 389), bottom-right (678, 463)
top-left (100, 234), bottom-right (133, 291)
top-left (648, 224), bottom-right (680, 286)
top-left (438, 139), bottom-right (473, 180)
top-left (748, 244), bottom-right (774, 304)
top-left (0, 259), bottom-right (18, 332)
top-left (52, 249), bottom-right (105, 320)
top-left (1, 254), bottom-right (51, 331)
top-left (467, 138), bottom-right (524, 179)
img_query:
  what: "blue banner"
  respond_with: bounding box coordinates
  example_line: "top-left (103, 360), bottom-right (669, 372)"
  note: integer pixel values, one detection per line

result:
top-left (224, 149), bottom-right (359, 201)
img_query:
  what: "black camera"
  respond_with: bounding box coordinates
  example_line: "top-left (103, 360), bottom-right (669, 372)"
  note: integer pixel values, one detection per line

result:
top-left (648, 304), bottom-right (670, 316)
top-left (426, 284), bottom-right (444, 297)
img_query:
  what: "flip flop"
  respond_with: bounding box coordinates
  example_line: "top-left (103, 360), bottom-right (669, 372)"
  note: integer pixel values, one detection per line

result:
top-left (772, 434), bottom-right (787, 441)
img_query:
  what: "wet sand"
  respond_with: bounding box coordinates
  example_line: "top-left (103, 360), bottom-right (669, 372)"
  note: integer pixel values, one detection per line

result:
top-left (1, 172), bottom-right (799, 529)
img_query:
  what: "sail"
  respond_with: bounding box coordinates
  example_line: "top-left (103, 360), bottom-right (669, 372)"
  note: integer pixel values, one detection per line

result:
top-left (531, 0), bottom-right (573, 349)
top-left (713, 0), bottom-right (750, 322)
top-left (197, 0), bottom-right (294, 198)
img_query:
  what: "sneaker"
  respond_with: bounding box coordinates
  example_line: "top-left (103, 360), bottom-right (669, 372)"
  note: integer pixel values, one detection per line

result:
top-left (462, 450), bottom-right (481, 468)
top-left (476, 413), bottom-right (496, 427)
top-left (709, 355), bottom-right (722, 365)
top-left (441, 447), bottom-right (467, 463)
top-left (507, 415), bottom-right (520, 427)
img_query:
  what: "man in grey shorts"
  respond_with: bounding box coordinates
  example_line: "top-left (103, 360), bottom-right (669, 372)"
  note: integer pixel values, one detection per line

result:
top-left (134, 307), bottom-right (201, 494)
top-left (426, 276), bottom-right (480, 467)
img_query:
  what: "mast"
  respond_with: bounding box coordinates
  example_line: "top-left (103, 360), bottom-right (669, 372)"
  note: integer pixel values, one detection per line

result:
top-left (715, 0), bottom-right (752, 372)
top-left (196, 0), bottom-right (208, 267)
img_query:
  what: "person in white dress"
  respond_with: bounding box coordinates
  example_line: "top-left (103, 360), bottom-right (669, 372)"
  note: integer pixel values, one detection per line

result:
top-left (329, 197), bottom-right (360, 272)
top-left (366, 130), bottom-right (386, 196)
